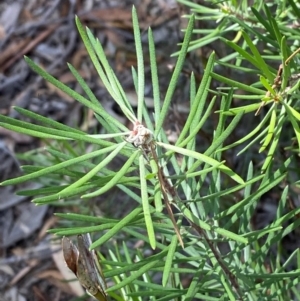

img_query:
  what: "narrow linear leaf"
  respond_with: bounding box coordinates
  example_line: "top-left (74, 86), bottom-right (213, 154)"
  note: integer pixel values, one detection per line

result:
top-left (58, 141), bottom-right (127, 196)
top-left (132, 6), bottom-right (145, 121)
top-left (218, 103), bottom-right (262, 116)
top-left (222, 38), bottom-right (259, 69)
top-left (54, 224), bottom-right (116, 236)
top-left (260, 75), bottom-right (276, 95)
top-left (261, 109), bottom-right (285, 172)
top-left (1, 146), bottom-right (117, 186)
top-left (33, 175), bottom-right (138, 205)
top-left (287, 0), bottom-right (300, 19)
top-left (13, 106), bottom-right (84, 134)
top-left (162, 235), bottom-right (178, 287)
top-left (267, 7), bottom-right (282, 46)
top-left (90, 207), bottom-right (144, 249)
top-left (0, 122), bottom-right (71, 141)
top-left (218, 104), bottom-right (274, 152)
top-left (282, 102), bottom-right (300, 151)
top-left (148, 27), bottom-right (161, 126)
top-left (283, 102), bottom-right (300, 121)
top-left (251, 7), bottom-right (274, 36)
top-left (139, 155), bottom-right (156, 249)
top-left (106, 259), bottom-right (159, 292)
top-left (76, 16), bottom-right (136, 123)
top-left (242, 31), bottom-right (274, 82)
top-left (86, 26), bottom-right (136, 123)
top-left (210, 72), bottom-right (265, 95)
top-left (149, 159), bottom-right (163, 213)
top-left (179, 93), bottom-right (215, 149)
top-left (176, 51), bottom-right (215, 145)
top-left (83, 150), bottom-right (140, 198)
top-left (155, 14), bottom-right (195, 136)
top-left (24, 56), bottom-right (128, 130)
top-left (67, 63), bottom-right (126, 132)
top-left (157, 142), bottom-right (244, 184)
top-left (177, 203), bottom-right (248, 244)
top-left (259, 108), bottom-right (276, 153)
top-left (54, 213), bottom-right (116, 223)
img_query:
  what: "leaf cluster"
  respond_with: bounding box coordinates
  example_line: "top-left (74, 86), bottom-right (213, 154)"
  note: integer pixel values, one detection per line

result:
top-left (1, 2), bottom-right (300, 300)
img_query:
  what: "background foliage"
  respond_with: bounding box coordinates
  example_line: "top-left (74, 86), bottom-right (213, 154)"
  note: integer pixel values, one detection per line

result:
top-left (1, 1), bottom-right (300, 300)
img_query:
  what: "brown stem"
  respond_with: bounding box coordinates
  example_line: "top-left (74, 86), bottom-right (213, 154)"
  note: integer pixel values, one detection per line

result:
top-left (150, 142), bottom-right (243, 299)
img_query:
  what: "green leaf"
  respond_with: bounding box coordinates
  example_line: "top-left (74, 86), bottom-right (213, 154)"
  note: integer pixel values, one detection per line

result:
top-left (265, 5), bottom-right (282, 46)
top-left (67, 63), bottom-right (125, 132)
top-left (24, 57), bottom-right (129, 131)
top-left (90, 207), bottom-right (144, 249)
top-left (282, 102), bottom-right (300, 151)
top-left (261, 107), bottom-right (285, 172)
top-left (57, 141), bottom-right (127, 197)
top-left (1, 145), bottom-right (118, 186)
top-left (148, 28), bottom-right (160, 127)
top-left (176, 202), bottom-right (248, 244)
top-left (139, 155), bottom-right (156, 249)
top-left (76, 17), bottom-right (136, 123)
top-left (259, 108), bottom-right (276, 153)
top-left (106, 259), bottom-right (159, 292)
top-left (218, 104), bottom-right (274, 153)
top-left (210, 72), bottom-right (266, 95)
top-left (149, 159), bottom-right (163, 213)
top-left (82, 149), bottom-right (140, 198)
top-left (176, 51), bottom-right (215, 146)
top-left (157, 142), bottom-right (244, 184)
top-left (251, 7), bottom-right (274, 36)
top-left (221, 158), bottom-right (290, 225)
top-left (13, 106), bottom-right (84, 134)
top-left (162, 235), bottom-right (178, 286)
top-left (259, 75), bottom-right (276, 95)
top-left (283, 102), bottom-right (300, 121)
top-left (287, 0), bottom-right (300, 19)
top-left (155, 14), bottom-right (195, 136)
top-left (132, 6), bottom-right (145, 121)
top-left (242, 31), bottom-right (274, 82)
top-left (218, 103), bottom-right (262, 116)
top-left (221, 38), bottom-right (260, 71)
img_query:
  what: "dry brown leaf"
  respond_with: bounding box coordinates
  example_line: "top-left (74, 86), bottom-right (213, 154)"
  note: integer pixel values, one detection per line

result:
top-left (1, 24), bottom-right (59, 72)
top-left (82, 8), bottom-right (132, 29)
top-left (9, 259), bottom-right (39, 286)
top-left (0, 24), bottom-right (5, 39)
top-left (51, 238), bottom-right (84, 297)
top-left (0, 264), bottom-right (14, 276)
top-left (71, 47), bottom-right (89, 69)
top-left (0, 39), bottom-right (29, 68)
top-left (37, 216), bottom-right (58, 241)
top-left (32, 286), bottom-right (47, 301)
top-left (37, 269), bottom-right (74, 294)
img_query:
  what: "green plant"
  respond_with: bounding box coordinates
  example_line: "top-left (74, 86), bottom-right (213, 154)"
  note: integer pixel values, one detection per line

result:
top-left (1, 2), bottom-right (300, 301)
